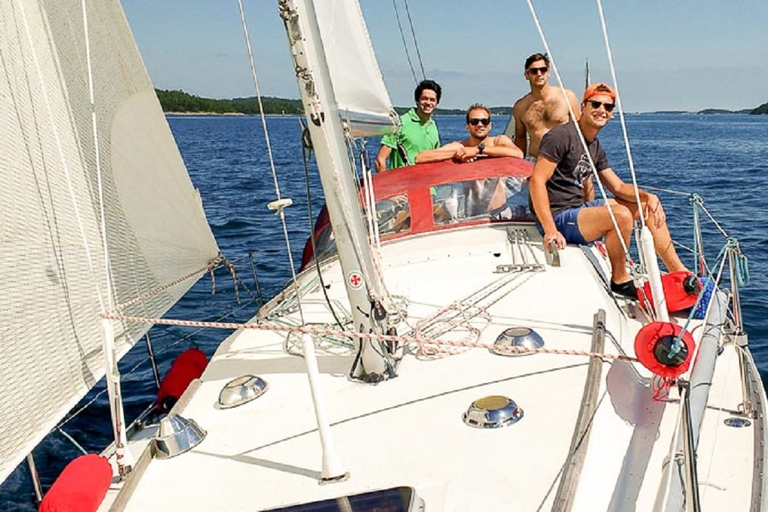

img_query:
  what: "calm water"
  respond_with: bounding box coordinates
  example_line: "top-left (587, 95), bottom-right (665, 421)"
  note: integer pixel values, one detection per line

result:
top-left (2, 114), bottom-right (768, 509)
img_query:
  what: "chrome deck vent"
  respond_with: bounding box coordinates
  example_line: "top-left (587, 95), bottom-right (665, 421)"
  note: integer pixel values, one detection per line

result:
top-left (154, 414), bottom-right (206, 459)
top-left (218, 375), bottom-right (268, 409)
top-left (463, 395), bottom-right (524, 429)
top-left (491, 327), bottom-right (544, 356)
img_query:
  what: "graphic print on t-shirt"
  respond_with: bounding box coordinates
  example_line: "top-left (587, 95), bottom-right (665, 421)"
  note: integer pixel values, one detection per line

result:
top-left (573, 152), bottom-right (593, 188)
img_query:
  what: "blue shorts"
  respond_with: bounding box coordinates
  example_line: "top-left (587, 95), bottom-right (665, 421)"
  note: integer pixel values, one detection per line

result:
top-left (538, 199), bottom-right (606, 245)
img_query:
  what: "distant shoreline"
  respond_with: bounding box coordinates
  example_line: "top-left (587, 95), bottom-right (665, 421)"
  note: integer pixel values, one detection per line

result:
top-left (156, 89), bottom-right (767, 117)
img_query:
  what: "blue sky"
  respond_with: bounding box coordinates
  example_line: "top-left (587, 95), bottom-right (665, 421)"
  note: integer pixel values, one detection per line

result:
top-left (122, 0), bottom-right (768, 112)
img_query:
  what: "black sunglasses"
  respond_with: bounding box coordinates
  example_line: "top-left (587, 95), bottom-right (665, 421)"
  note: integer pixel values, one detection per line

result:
top-left (527, 66), bottom-right (548, 75)
top-left (468, 118), bottom-right (490, 126)
top-left (588, 100), bottom-right (615, 112)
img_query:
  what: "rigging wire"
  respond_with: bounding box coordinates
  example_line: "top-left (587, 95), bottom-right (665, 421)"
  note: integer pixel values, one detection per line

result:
top-left (595, 0), bottom-right (645, 230)
top-left (524, 0), bottom-right (633, 265)
top-left (402, 0), bottom-right (426, 80)
top-left (391, 0), bottom-right (420, 83)
top-left (236, 0), bottom-right (305, 324)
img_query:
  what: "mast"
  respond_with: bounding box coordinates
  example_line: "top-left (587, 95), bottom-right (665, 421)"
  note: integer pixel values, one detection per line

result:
top-left (278, 0), bottom-right (395, 382)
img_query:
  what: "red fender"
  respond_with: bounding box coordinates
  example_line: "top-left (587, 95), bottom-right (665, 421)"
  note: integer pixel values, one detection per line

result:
top-left (156, 348), bottom-right (208, 412)
top-left (640, 271), bottom-right (700, 313)
top-left (39, 454), bottom-right (112, 512)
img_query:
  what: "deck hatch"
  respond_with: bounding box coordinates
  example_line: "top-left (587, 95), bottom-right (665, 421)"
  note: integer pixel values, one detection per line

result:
top-left (463, 395), bottom-right (524, 429)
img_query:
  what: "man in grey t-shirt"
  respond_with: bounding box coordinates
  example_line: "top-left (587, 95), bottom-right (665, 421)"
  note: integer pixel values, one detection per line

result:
top-left (529, 83), bottom-right (689, 299)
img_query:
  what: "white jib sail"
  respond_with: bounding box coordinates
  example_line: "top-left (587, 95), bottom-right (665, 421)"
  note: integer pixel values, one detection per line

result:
top-left (0, 0), bottom-right (219, 484)
top-left (314, 0), bottom-right (397, 137)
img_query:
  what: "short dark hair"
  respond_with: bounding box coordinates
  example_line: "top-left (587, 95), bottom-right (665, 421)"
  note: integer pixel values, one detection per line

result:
top-left (414, 79), bottom-right (442, 104)
top-left (465, 103), bottom-right (491, 124)
top-left (524, 53), bottom-right (549, 70)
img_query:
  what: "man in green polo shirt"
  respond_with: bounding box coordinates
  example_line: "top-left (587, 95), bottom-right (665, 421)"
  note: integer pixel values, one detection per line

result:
top-left (375, 79), bottom-right (442, 172)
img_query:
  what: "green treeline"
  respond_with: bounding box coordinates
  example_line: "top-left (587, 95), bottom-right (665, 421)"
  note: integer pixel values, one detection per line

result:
top-left (155, 89), bottom-right (512, 116)
top-left (157, 89), bottom-right (767, 115)
top-left (752, 102), bottom-right (768, 115)
top-left (156, 89), bottom-right (304, 115)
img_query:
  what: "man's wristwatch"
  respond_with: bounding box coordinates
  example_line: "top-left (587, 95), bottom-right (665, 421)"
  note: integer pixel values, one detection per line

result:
top-left (477, 142), bottom-right (485, 155)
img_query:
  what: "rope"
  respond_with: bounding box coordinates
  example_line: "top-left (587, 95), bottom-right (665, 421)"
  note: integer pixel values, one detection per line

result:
top-left (100, 312), bottom-right (639, 363)
top-left (299, 124), bottom-right (346, 329)
top-left (111, 256), bottom-right (223, 312)
top-left (237, 0), bottom-right (305, 324)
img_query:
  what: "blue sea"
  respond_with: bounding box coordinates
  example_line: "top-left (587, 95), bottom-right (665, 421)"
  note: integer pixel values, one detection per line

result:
top-left (2, 114), bottom-right (768, 510)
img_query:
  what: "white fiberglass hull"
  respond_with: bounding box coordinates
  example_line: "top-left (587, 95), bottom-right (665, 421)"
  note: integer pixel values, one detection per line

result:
top-left (103, 223), bottom-right (766, 511)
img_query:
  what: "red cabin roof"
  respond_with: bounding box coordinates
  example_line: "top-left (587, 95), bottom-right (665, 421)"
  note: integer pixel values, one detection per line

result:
top-left (300, 157), bottom-right (534, 270)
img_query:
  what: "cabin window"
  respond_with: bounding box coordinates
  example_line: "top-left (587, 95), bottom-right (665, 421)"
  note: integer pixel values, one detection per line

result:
top-left (433, 176), bottom-right (533, 226)
top-left (375, 193), bottom-right (411, 237)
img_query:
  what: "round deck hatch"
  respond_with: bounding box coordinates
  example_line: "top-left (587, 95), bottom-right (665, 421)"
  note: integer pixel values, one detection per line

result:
top-left (463, 395), bottom-right (523, 429)
top-left (724, 417), bottom-right (751, 428)
top-left (491, 327), bottom-right (544, 356)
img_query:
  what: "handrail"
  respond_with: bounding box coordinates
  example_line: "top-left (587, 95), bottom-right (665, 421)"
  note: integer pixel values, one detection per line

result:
top-left (552, 309), bottom-right (606, 511)
top-left (679, 380), bottom-right (702, 512)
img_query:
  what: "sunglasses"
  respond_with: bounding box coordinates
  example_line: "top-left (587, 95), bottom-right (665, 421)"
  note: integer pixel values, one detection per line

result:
top-left (588, 100), bottom-right (615, 112)
top-left (468, 118), bottom-right (490, 126)
top-left (527, 66), bottom-right (548, 75)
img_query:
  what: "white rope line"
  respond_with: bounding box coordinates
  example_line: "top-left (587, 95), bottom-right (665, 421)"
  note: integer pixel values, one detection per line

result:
top-left (236, 0), bottom-right (305, 324)
top-left (595, 0), bottom-right (645, 230)
top-left (523, 0), bottom-right (633, 263)
top-left (100, 312), bottom-right (639, 363)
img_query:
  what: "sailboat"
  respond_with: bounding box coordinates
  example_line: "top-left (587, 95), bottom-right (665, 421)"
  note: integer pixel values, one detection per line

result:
top-left (3, 0), bottom-right (767, 511)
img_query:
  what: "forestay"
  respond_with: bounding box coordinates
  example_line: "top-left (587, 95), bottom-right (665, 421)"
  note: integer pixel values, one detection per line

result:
top-left (313, 0), bottom-right (397, 137)
top-left (0, 0), bottom-right (219, 484)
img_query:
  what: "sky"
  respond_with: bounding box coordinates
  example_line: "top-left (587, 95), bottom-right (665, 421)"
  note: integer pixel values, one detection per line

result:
top-left (121, 0), bottom-right (768, 113)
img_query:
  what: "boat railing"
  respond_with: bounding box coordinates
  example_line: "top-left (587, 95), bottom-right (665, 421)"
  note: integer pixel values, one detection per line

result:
top-left (649, 186), bottom-right (754, 417)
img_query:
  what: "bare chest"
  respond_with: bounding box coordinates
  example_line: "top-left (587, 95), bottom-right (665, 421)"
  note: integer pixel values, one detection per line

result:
top-left (522, 96), bottom-right (570, 129)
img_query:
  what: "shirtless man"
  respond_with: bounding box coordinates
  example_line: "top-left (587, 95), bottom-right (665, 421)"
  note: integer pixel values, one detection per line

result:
top-left (415, 104), bottom-right (523, 164)
top-left (510, 53), bottom-right (580, 158)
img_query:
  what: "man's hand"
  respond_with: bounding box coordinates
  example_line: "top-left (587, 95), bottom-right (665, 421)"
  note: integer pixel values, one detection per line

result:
top-left (544, 229), bottom-right (566, 250)
top-left (452, 146), bottom-right (480, 163)
top-left (644, 193), bottom-right (666, 228)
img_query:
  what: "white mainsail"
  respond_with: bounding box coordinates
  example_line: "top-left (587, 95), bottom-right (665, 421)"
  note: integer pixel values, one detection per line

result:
top-left (0, 0), bottom-right (219, 484)
top-left (313, 0), bottom-right (397, 137)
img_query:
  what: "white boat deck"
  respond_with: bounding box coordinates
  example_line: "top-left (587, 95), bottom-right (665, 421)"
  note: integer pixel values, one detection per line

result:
top-left (103, 224), bottom-right (760, 511)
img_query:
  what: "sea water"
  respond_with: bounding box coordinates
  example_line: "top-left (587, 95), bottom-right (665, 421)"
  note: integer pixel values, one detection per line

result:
top-left (2, 114), bottom-right (768, 510)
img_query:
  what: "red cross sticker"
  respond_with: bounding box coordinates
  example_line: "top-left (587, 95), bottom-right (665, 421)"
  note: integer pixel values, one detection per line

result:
top-left (347, 271), bottom-right (364, 290)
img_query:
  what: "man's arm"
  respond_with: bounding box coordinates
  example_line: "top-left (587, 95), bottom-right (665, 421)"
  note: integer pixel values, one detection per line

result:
top-left (529, 156), bottom-right (566, 249)
top-left (375, 145), bottom-right (392, 172)
top-left (486, 135), bottom-right (524, 159)
top-left (565, 89), bottom-right (581, 121)
top-left (512, 102), bottom-right (528, 156)
top-left (414, 142), bottom-right (464, 164)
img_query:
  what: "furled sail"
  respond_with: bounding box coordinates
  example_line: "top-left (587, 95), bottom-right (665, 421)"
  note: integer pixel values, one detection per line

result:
top-left (314, 0), bottom-right (397, 137)
top-left (0, 0), bottom-right (219, 484)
